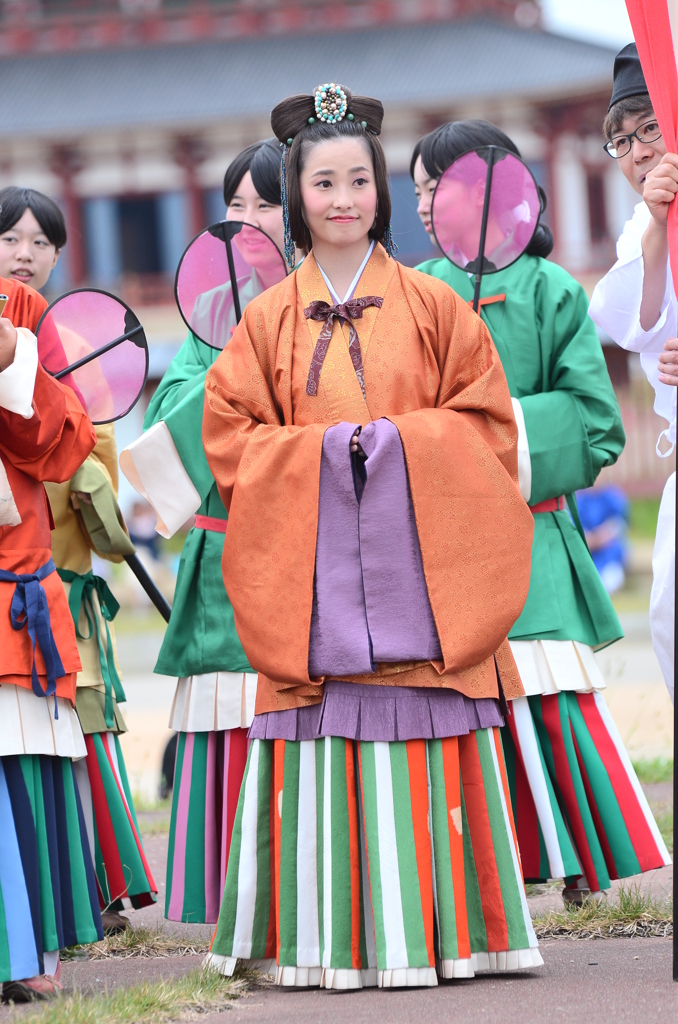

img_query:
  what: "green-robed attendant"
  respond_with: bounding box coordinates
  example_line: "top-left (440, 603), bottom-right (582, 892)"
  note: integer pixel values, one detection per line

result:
top-left (120, 140), bottom-right (286, 924)
top-left (412, 120), bottom-right (670, 902)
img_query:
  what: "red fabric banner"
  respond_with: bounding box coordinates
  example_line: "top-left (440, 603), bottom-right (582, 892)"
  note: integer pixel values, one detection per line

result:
top-left (625, 0), bottom-right (678, 297)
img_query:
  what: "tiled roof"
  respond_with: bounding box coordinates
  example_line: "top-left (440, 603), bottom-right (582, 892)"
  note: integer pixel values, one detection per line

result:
top-left (0, 18), bottom-right (617, 137)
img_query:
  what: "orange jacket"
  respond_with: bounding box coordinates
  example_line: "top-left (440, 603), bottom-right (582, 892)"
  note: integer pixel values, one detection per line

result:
top-left (0, 360), bottom-right (96, 702)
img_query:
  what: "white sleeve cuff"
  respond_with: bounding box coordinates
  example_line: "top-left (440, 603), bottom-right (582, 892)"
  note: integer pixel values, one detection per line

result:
top-left (0, 328), bottom-right (38, 418)
top-left (119, 421), bottom-right (202, 539)
top-left (511, 397), bottom-right (532, 503)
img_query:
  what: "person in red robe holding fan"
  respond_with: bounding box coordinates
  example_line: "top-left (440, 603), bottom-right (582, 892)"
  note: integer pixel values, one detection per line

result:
top-left (0, 308), bottom-right (104, 1002)
top-left (0, 187), bottom-right (158, 935)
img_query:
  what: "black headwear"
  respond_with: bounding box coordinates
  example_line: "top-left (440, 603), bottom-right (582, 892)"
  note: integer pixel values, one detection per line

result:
top-left (609, 42), bottom-right (649, 111)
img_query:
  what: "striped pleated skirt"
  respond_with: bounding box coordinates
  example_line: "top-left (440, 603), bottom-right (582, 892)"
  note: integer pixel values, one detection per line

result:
top-left (206, 729), bottom-right (541, 987)
top-left (74, 732), bottom-right (157, 912)
top-left (166, 729), bottom-right (249, 923)
top-left (0, 754), bottom-right (103, 983)
top-left (502, 691), bottom-right (671, 887)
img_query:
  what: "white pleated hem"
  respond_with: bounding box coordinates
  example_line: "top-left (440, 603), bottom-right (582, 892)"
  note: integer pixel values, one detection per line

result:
top-left (0, 684), bottom-right (86, 757)
top-left (169, 672), bottom-right (258, 732)
top-left (471, 947), bottom-right (544, 973)
top-left (206, 951), bottom-right (541, 986)
top-left (203, 953), bottom-right (237, 976)
top-left (510, 639), bottom-right (605, 696)
top-left (378, 967), bottom-right (438, 988)
top-left (322, 967), bottom-right (377, 989)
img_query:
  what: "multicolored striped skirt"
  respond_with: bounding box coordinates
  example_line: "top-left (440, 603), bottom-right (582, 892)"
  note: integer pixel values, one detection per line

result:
top-left (74, 732), bottom-right (157, 912)
top-left (166, 729), bottom-right (249, 923)
top-left (206, 729), bottom-right (541, 988)
top-left (502, 692), bottom-right (671, 887)
top-left (0, 754), bottom-right (103, 982)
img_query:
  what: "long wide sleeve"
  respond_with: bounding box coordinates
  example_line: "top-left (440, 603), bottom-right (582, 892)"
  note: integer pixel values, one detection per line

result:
top-left (518, 273), bottom-right (625, 505)
top-left (122, 334), bottom-right (217, 536)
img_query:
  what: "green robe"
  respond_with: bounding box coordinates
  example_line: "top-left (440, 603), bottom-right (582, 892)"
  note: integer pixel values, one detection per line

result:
top-left (143, 333), bottom-right (252, 677)
top-left (416, 254), bottom-right (625, 647)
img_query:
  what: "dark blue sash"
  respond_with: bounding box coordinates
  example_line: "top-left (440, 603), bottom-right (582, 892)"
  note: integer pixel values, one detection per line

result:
top-left (0, 558), bottom-right (65, 718)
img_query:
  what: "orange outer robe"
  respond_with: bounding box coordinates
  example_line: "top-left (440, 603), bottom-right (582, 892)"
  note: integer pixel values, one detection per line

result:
top-left (0, 364), bottom-right (97, 703)
top-left (203, 243), bottom-right (534, 713)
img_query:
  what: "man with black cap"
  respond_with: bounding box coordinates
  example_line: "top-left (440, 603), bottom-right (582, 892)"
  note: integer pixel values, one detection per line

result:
top-left (590, 42), bottom-right (677, 702)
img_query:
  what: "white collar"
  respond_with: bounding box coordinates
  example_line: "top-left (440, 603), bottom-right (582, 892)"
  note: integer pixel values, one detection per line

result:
top-left (316, 241), bottom-right (375, 305)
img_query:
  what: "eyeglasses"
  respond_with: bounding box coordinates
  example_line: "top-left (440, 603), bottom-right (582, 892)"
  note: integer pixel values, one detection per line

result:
top-left (604, 119), bottom-right (662, 159)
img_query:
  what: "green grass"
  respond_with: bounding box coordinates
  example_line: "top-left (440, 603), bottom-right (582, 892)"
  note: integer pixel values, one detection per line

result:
top-left (632, 758), bottom-right (674, 784)
top-left (628, 498), bottom-right (661, 540)
top-left (62, 927), bottom-right (211, 962)
top-left (22, 968), bottom-right (244, 1024)
top-left (533, 884), bottom-right (672, 939)
top-left (131, 795), bottom-right (172, 815)
top-left (653, 806), bottom-right (674, 855)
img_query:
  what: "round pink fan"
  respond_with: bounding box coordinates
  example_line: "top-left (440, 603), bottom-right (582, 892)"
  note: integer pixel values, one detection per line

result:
top-left (37, 288), bottom-right (148, 424)
top-left (431, 146), bottom-right (541, 309)
top-left (175, 220), bottom-right (287, 349)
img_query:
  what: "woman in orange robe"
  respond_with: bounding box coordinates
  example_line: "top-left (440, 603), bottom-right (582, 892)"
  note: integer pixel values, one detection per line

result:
top-left (0, 313), bottom-right (103, 1001)
top-left (203, 84), bottom-right (540, 989)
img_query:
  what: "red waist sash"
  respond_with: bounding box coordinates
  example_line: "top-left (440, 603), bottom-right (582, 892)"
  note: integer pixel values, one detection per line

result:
top-left (530, 496), bottom-right (566, 514)
top-left (194, 515), bottom-right (228, 534)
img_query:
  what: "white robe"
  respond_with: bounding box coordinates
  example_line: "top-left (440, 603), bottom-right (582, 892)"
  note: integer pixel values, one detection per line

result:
top-left (589, 201), bottom-right (675, 702)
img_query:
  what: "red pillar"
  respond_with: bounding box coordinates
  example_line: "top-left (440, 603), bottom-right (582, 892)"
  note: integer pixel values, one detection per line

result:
top-left (173, 136), bottom-right (207, 239)
top-left (50, 146), bottom-right (86, 285)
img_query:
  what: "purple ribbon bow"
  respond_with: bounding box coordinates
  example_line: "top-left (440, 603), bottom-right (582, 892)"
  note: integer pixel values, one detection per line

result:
top-left (304, 296), bottom-right (383, 399)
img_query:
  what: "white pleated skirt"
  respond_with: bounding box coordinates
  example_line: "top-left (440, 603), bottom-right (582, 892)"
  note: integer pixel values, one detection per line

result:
top-left (0, 684), bottom-right (86, 758)
top-left (169, 672), bottom-right (258, 732)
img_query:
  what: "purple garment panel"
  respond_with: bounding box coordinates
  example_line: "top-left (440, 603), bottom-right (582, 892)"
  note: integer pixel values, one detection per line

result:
top-left (309, 418), bottom-right (442, 678)
top-left (248, 703), bottom-right (323, 742)
top-left (358, 419), bottom-right (442, 663)
top-left (308, 421), bottom-right (373, 678)
top-left (248, 680), bottom-right (504, 742)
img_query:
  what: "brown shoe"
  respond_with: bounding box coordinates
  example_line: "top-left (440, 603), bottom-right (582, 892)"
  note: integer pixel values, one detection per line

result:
top-left (2, 961), bottom-right (63, 1003)
top-left (101, 910), bottom-right (131, 934)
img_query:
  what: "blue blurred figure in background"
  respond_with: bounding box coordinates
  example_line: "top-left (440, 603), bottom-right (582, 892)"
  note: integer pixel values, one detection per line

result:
top-left (577, 486), bottom-right (629, 595)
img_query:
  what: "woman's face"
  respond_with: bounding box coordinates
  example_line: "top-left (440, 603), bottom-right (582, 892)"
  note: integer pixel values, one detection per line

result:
top-left (226, 170), bottom-right (284, 254)
top-left (299, 138), bottom-right (378, 251)
top-left (413, 155), bottom-right (438, 237)
top-left (0, 208), bottom-right (60, 291)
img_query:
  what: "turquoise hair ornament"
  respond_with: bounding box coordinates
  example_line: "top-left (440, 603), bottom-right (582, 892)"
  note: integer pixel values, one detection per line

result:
top-left (383, 222), bottom-right (399, 259)
top-left (279, 143), bottom-right (296, 270)
top-left (314, 83), bottom-right (348, 124)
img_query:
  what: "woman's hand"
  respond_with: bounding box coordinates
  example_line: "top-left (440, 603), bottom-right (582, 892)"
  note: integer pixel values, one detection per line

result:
top-left (0, 318), bottom-right (18, 372)
top-left (658, 337), bottom-right (678, 386)
top-left (350, 427), bottom-right (365, 456)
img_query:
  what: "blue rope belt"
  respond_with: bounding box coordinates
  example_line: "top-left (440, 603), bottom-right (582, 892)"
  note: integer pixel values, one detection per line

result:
top-left (0, 558), bottom-right (65, 718)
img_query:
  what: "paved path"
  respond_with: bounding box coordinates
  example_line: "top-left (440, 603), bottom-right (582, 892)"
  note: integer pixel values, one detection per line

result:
top-left (209, 941), bottom-right (678, 1024)
top-left (2, 942), bottom-right (676, 1023)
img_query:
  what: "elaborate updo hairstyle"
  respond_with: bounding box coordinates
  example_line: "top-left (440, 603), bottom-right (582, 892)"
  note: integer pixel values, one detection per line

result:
top-left (222, 138), bottom-right (282, 207)
top-left (271, 84), bottom-right (392, 261)
top-left (0, 186), bottom-right (67, 250)
top-left (410, 120), bottom-right (554, 259)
